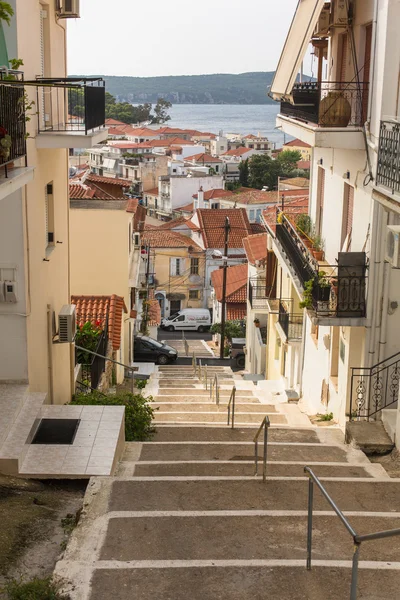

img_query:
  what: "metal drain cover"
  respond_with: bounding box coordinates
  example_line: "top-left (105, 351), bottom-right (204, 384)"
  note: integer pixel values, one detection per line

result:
top-left (32, 419), bottom-right (80, 445)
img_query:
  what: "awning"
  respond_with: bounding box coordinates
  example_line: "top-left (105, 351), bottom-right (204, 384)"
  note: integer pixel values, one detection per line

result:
top-left (103, 158), bottom-right (116, 169)
top-left (270, 0), bottom-right (325, 101)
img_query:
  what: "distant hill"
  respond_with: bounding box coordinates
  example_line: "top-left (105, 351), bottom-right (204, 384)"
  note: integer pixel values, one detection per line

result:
top-left (80, 72), bottom-right (276, 105)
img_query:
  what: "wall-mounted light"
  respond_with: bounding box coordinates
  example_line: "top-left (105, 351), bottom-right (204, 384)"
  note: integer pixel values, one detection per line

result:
top-left (318, 158), bottom-right (323, 166)
top-left (343, 171), bottom-right (351, 180)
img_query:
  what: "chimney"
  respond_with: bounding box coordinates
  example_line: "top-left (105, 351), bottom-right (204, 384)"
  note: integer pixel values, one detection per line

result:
top-left (198, 186), bottom-right (205, 208)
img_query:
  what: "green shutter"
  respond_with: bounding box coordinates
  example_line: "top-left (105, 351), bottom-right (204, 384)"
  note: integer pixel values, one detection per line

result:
top-left (0, 22), bottom-right (9, 68)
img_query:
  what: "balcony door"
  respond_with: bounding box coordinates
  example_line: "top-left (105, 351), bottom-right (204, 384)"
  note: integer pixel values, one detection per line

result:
top-left (315, 167), bottom-right (325, 237)
top-left (336, 33), bottom-right (348, 84)
top-left (361, 23), bottom-right (373, 123)
top-left (341, 183), bottom-right (354, 250)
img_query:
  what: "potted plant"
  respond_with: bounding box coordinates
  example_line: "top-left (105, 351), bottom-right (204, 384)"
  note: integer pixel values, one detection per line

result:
top-left (316, 270), bottom-right (331, 302)
top-left (299, 279), bottom-right (314, 309)
top-left (312, 234), bottom-right (325, 261)
top-left (0, 126), bottom-right (12, 162)
top-left (254, 318), bottom-right (260, 328)
top-left (295, 213), bottom-right (313, 248)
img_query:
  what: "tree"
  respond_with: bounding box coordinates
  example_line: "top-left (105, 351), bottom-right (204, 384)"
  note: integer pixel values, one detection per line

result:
top-left (150, 98), bottom-right (172, 124)
top-left (210, 321), bottom-right (245, 342)
top-left (239, 159), bottom-right (249, 187)
top-left (0, 1), bottom-right (13, 26)
top-left (247, 149), bottom-right (303, 190)
top-left (276, 149), bottom-right (302, 173)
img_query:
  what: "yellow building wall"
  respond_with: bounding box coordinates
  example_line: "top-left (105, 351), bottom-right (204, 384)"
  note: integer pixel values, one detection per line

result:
top-left (69, 207), bottom-right (131, 366)
top-left (283, 144), bottom-right (311, 161)
top-left (13, 1), bottom-right (72, 404)
top-left (152, 248), bottom-right (205, 309)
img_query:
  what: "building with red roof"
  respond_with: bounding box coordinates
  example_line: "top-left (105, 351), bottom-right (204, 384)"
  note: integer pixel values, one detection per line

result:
top-left (211, 263), bottom-right (248, 322)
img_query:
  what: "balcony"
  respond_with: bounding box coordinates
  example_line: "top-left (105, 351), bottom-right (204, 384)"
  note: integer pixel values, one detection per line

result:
top-left (275, 213), bottom-right (317, 289)
top-left (277, 81), bottom-right (368, 150)
top-left (375, 119), bottom-right (400, 199)
top-left (277, 301), bottom-right (303, 342)
top-left (28, 77), bottom-right (108, 149)
top-left (0, 71), bottom-right (34, 200)
top-left (248, 279), bottom-right (275, 310)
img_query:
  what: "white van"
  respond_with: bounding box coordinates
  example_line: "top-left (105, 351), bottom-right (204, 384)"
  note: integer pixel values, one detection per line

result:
top-left (161, 308), bottom-right (211, 332)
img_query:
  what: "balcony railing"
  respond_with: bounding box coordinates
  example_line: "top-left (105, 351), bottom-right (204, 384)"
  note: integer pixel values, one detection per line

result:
top-left (27, 77), bottom-right (106, 135)
top-left (0, 71), bottom-right (27, 171)
top-left (312, 258), bottom-right (367, 319)
top-left (278, 301), bottom-right (303, 340)
top-left (376, 119), bottom-right (400, 195)
top-left (248, 279), bottom-right (275, 309)
top-left (280, 81), bottom-right (368, 128)
top-left (275, 212), bottom-right (317, 288)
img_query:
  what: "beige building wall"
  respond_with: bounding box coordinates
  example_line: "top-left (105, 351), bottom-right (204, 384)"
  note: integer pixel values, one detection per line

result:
top-left (283, 143), bottom-right (311, 161)
top-left (141, 156), bottom-right (169, 192)
top-left (69, 205), bottom-right (131, 366)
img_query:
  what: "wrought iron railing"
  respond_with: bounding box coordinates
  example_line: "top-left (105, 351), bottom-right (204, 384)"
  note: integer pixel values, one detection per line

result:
top-left (376, 119), bottom-right (400, 195)
top-left (27, 77), bottom-right (106, 134)
top-left (278, 301), bottom-right (303, 340)
top-left (350, 351), bottom-right (400, 420)
top-left (248, 279), bottom-right (275, 309)
top-left (312, 261), bottom-right (366, 319)
top-left (78, 329), bottom-right (108, 391)
top-left (275, 212), bottom-right (317, 288)
top-left (227, 386), bottom-right (236, 429)
top-left (254, 416), bottom-right (271, 483)
top-left (280, 81), bottom-right (369, 128)
top-left (0, 70), bottom-right (27, 171)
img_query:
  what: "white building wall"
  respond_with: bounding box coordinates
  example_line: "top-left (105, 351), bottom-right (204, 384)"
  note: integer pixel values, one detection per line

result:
top-left (170, 176), bottom-right (224, 210)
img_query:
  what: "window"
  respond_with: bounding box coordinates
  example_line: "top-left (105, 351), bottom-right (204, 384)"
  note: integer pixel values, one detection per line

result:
top-left (211, 202), bottom-right (219, 209)
top-left (190, 258), bottom-right (199, 275)
top-left (45, 182), bottom-right (55, 252)
top-left (173, 169), bottom-right (177, 173)
top-left (249, 209), bottom-right (255, 221)
top-left (256, 209), bottom-right (262, 223)
top-left (215, 166), bottom-right (219, 172)
top-left (189, 290), bottom-right (200, 300)
top-left (176, 314), bottom-right (185, 322)
top-left (341, 183), bottom-right (354, 250)
top-left (170, 258), bottom-right (184, 276)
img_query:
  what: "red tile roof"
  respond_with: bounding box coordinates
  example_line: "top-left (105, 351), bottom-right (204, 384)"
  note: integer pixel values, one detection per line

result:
top-left (105, 118), bottom-right (127, 126)
top-left (253, 188), bottom-right (309, 204)
top-left (227, 304), bottom-right (247, 320)
top-left (157, 216), bottom-right (199, 231)
top-left (108, 142), bottom-right (152, 150)
top-left (280, 177), bottom-right (310, 188)
top-left (128, 127), bottom-right (161, 137)
top-left (144, 187), bottom-right (159, 195)
top-left (211, 263), bottom-right (248, 303)
top-left (69, 183), bottom-right (96, 199)
top-left (86, 173), bottom-right (132, 187)
top-left (251, 223), bottom-right (265, 234)
top-left (185, 153), bottom-right (222, 163)
top-left (108, 127), bottom-right (130, 136)
top-left (297, 160), bottom-right (311, 170)
top-left (141, 229), bottom-right (203, 250)
top-left (126, 198), bottom-right (139, 213)
top-left (283, 138), bottom-right (311, 148)
top-left (219, 189), bottom-right (273, 206)
top-left (195, 208), bottom-right (252, 249)
top-left (192, 189), bottom-right (234, 201)
top-left (147, 137), bottom-right (196, 147)
top-left (177, 201), bottom-right (194, 212)
top-left (222, 147), bottom-right (253, 157)
top-left (243, 233), bottom-right (268, 265)
top-left (71, 294), bottom-right (128, 351)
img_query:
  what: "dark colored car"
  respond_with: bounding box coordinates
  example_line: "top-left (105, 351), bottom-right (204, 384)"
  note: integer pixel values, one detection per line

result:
top-left (133, 335), bottom-right (178, 365)
top-left (230, 337), bottom-right (246, 368)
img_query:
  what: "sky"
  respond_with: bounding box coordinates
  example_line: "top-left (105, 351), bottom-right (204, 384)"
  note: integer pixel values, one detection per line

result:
top-left (67, 0), bottom-right (299, 78)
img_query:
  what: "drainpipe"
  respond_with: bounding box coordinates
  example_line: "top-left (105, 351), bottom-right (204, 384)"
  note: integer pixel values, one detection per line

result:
top-left (47, 304), bottom-right (54, 404)
top-left (368, 205), bottom-right (388, 367)
top-left (378, 261), bottom-right (390, 364)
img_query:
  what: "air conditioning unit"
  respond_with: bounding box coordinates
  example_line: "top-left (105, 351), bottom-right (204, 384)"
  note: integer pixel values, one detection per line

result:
top-left (58, 304), bottom-right (77, 343)
top-left (313, 5), bottom-right (330, 37)
top-left (56, 0), bottom-right (80, 18)
top-left (331, 0), bottom-right (349, 27)
top-left (386, 226), bottom-right (400, 267)
top-left (133, 233), bottom-right (141, 247)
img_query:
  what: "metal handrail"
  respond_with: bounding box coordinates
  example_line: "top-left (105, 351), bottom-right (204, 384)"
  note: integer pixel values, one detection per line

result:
top-left (192, 351), bottom-right (197, 375)
top-left (204, 364), bottom-right (208, 390)
top-left (254, 416), bottom-right (270, 483)
top-left (227, 386), bottom-right (236, 429)
top-left (183, 332), bottom-right (189, 357)
top-left (75, 344), bottom-right (137, 393)
top-left (304, 467), bottom-right (400, 599)
top-left (210, 373), bottom-right (220, 405)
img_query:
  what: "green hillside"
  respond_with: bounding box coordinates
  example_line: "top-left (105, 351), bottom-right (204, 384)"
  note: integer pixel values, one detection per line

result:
top-left (78, 72), bottom-right (276, 105)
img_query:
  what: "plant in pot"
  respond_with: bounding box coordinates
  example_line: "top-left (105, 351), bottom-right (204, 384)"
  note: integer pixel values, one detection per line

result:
top-left (0, 126), bottom-right (12, 162)
top-left (295, 213), bottom-right (313, 248)
top-left (311, 234), bottom-right (325, 261)
top-left (316, 270), bottom-right (331, 302)
top-left (254, 318), bottom-right (260, 328)
top-left (299, 279), bottom-right (314, 309)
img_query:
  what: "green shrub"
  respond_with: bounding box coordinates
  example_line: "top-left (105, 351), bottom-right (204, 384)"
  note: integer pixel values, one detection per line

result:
top-left (4, 577), bottom-right (70, 600)
top-left (74, 321), bottom-right (102, 364)
top-left (71, 391), bottom-right (156, 441)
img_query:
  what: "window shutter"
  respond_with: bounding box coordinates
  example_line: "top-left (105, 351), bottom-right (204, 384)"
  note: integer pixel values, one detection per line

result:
top-left (316, 167), bottom-right (325, 235)
top-left (45, 187), bottom-right (49, 248)
top-left (338, 33), bottom-right (348, 82)
top-left (341, 183), bottom-right (354, 249)
top-left (362, 24), bottom-right (373, 122)
top-left (170, 258), bottom-right (176, 276)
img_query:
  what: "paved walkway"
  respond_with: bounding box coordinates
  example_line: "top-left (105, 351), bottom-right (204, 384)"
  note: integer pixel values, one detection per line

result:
top-left (56, 366), bottom-right (400, 599)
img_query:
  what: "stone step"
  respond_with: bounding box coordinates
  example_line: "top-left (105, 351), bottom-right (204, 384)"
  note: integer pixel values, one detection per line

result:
top-left (158, 382), bottom-right (235, 388)
top-left (155, 390), bottom-right (256, 397)
top-left (100, 513), bottom-right (400, 562)
top-left (90, 566), bottom-right (400, 600)
top-left (153, 413), bottom-right (286, 425)
top-left (110, 479), bottom-right (400, 513)
top-left (129, 462), bottom-right (376, 478)
top-left (150, 427), bottom-right (321, 443)
top-left (152, 403), bottom-right (276, 413)
top-left (153, 396), bottom-right (259, 403)
top-left (135, 443), bottom-right (351, 463)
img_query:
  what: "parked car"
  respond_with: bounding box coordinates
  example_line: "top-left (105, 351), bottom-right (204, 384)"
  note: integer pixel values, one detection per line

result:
top-left (230, 337), bottom-right (246, 368)
top-left (161, 308), bottom-right (211, 332)
top-left (134, 335), bottom-right (178, 365)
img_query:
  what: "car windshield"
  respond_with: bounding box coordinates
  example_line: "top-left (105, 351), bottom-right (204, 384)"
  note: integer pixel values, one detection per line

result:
top-left (140, 336), bottom-right (164, 349)
top-left (168, 313), bottom-right (179, 321)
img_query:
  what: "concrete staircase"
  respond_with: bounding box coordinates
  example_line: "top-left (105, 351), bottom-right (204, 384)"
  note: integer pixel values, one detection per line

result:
top-left (56, 365), bottom-right (400, 600)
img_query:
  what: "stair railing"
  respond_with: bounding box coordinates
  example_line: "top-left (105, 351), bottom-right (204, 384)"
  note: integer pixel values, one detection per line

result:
top-left (210, 373), bottom-right (220, 405)
top-left (304, 466), bottom-right (400, 599)
top-left (204, 364), bottom-right (208, 390)
top-left (227, 385), bottom-right (236, 429)
top-left (75, 344), bottom-right (138, 394)
top-left (183, 333), bottom-right (189, 357)
top-left (192, 351), bottom-right (197, 375)
top-left (254, 416), bottom-right (271, 483)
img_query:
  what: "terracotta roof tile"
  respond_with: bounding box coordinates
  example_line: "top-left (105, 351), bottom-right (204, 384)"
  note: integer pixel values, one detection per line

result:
top-left (251, 223), bottom-right (265, 234)
top-left (105, 118), bottom-right (127, 126)
top-left (126, 198), bottom-right (139, 213)
top-left (196, 208), bottom-right (252, 249)
top-left (283, 138), bottom-right (311, 148)
top-left (243, 233), bottom-right (268, 265)
top-left (211, 263), bottom-right (248, 302)
top-left (262, 196), bottom-right (309, 236)
top-left (142, 229), bottom-right (203, 250)
top-left (71, 294), bottom-right (127, 351)
top-left (222, 147), bottom-right (253, 157)
top-left (227, 304), bottom-right (247, 320)
top-left (157, 216), bottom-right (199, 231)
top-left (86, 173), bottom-right (132, 187)
top-left (69, 183), bottom-right (96, 199)
top-left (192, 189), bottom-right (234, 201)
top-left (177, 201), bottom-right (194, 212)
top-left (280, 177), bottom-right (310, 188)
top-left (185, 153), bottom-right (222, 163)
top-left (145, 187), bottom-right (159, 195)
top-left (297, 160), bottom-right (311, 170)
